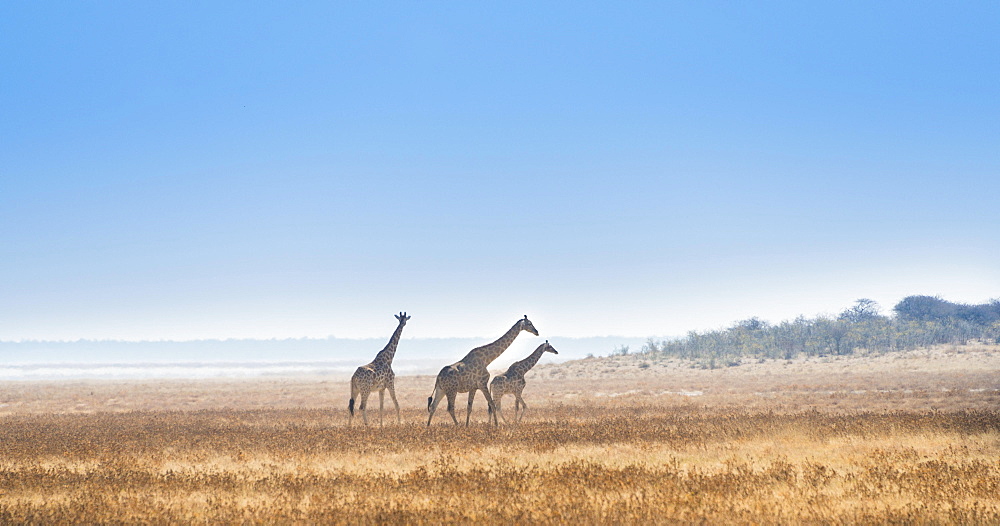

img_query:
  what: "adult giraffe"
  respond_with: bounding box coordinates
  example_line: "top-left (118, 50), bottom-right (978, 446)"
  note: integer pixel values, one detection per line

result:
top-left (349, 312), bottom-right (409, 426)
top-left (427, 315), bottom-right (539, 426)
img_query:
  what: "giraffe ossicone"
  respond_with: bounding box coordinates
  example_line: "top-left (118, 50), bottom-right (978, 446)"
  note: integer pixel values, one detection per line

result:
top-left (490, 340), bottom-right (558, 423)
top-left (427, 315), bottom-right (539, 426)
top-left (349, 311), bottom-right (410, 426)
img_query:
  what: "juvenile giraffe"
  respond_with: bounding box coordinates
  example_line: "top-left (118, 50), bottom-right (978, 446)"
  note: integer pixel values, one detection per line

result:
top-left (490, 340), bottom-right (558, 423)
top-left (349, 312), bottom-right (410, 426)
top-left (427, 315), bottom-right (539, 426)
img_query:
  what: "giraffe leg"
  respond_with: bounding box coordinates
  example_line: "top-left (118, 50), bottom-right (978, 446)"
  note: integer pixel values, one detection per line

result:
top-left (388, 385), bottom-right (401, 424)
top-left (446, 392), bottom-right (459, 426)
top-left (359, 389), bottom-right (371, 426)
top-left (480, 386), bottom-right (499, 426)
top-left (378, 389), bottom-right (385, 427)
top-left (515, 394), bottom-right (527, 422)
top-left (465, 391), bottom-right (476, 426)
top-left (427, 386), bottom-right (443, 426)
top-left (495, 393), bottom-right (509, 424)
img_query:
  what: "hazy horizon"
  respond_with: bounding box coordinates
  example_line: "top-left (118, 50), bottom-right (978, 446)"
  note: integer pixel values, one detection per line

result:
top-left (0, 335), bottom-right (648, 380)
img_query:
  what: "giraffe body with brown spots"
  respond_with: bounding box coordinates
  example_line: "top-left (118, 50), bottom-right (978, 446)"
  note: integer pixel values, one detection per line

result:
top-left (349, 312), bottom-right (409, 426)
top-left (427, 315), bottom-right (539, 426)
top-left (490, 340), bottom-right (557, 423)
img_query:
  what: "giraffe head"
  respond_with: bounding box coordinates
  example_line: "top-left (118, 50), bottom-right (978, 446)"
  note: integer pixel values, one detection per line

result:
top-left (395, 312), bottom-right (410, 325)
top-left (520, 315), bottom-right (539, 336)
top-left (541, 340), bottom-right (558, 355)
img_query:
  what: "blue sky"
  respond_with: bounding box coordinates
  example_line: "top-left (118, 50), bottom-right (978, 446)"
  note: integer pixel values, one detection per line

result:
top-left (2, 2), bottom-right (998, 342)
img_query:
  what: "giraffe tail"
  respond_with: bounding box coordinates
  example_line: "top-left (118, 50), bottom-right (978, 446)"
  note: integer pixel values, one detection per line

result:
top-left (427, 376), bottom-right (440, 412)
top-left (349, 375), bottom-right (358, 416)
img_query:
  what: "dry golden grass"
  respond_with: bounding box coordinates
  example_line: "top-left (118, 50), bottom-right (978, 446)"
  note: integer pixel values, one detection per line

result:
top-left (1, 346), bottom-right (998, 524)
top-left (1, 407), bottom-right (998, 524)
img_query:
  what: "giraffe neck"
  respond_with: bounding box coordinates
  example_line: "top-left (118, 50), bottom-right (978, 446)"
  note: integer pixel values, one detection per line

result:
top-left (511, 345), bottom-right (547, 377)
top-left (466, 320), bottom-right (524, 366)
top-left (373, 320), bottom-right (406, 366)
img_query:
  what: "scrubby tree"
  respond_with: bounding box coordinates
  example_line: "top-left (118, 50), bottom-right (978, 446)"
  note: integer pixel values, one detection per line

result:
top-left (893, 295), bottom-right (957, 322)
top-left (611, 345), bottom-right (630, 356)
top-left (839, 298), bottom-right (882, 323)
top-left (735, 317), bottom-right (769, 332)
top-left (955, 299), bottom-right (1000, 326)
top-left (986, 321), bottom-right (1000, 344)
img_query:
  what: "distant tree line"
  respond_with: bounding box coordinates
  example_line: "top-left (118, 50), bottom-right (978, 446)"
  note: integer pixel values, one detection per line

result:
top-left (637, 296), bottom-right (1000, 367)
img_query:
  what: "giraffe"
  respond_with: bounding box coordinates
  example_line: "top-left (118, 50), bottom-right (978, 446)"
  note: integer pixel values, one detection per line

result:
top-left (490, 340), bottom-right (558, 423)
top-left (427, 315), bottom-right (539, 426)
top-left (349, 312), bottom-right (410, 426)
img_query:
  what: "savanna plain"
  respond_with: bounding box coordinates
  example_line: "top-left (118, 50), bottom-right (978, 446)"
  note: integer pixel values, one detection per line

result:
top-left (2, 345), bottom-right (999, 524)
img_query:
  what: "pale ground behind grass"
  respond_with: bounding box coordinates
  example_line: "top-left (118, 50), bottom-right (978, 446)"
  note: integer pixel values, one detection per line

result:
top-left (2, 343), bottom-right (997, 417)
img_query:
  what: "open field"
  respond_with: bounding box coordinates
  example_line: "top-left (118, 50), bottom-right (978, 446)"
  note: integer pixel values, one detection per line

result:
top-left (2, 345), bottom-right (999, 523)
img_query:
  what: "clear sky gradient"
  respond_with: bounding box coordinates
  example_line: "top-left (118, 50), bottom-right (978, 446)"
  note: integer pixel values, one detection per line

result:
top-left (3, 2), bottom-right (999, 342)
